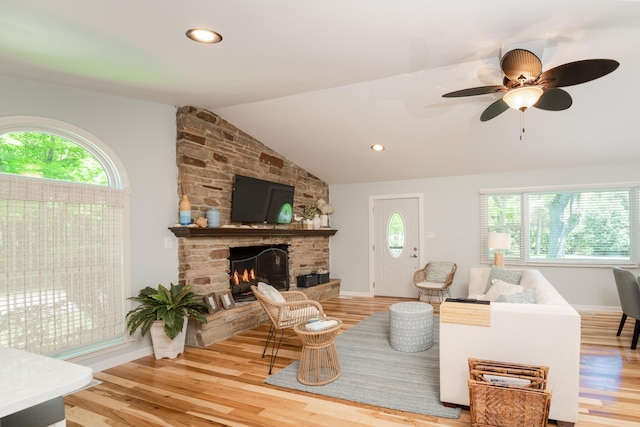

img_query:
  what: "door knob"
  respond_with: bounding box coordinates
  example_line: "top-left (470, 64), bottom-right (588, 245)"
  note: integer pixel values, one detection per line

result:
top-left (410, 254), bottom-right (418, 258)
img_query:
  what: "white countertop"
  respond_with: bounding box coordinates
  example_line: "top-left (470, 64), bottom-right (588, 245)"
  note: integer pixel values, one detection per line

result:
top-left (0, 346), bottom-right (94, 418)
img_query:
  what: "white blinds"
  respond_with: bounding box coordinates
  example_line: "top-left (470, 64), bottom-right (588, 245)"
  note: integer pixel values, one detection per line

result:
top-left (0, 174), bottom-right (128, 358)
top-left (480, 184), bottom-right (639, 267)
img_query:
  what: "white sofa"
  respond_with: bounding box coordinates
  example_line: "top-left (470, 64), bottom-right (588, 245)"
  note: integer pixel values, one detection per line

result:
top-left (439, 267), bottom-right (581, 426)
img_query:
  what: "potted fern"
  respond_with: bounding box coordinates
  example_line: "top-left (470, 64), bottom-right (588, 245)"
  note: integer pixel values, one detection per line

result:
top-left (126, 283), bottom-right (208, 359)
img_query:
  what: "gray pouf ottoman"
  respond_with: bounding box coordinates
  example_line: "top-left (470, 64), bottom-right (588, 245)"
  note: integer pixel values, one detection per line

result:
top-left (389, 301), bottom-right (434, 352)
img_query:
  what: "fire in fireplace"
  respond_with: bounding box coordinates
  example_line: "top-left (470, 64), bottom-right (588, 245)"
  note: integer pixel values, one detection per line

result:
top-left (229, 245), bottom-right (290, 302)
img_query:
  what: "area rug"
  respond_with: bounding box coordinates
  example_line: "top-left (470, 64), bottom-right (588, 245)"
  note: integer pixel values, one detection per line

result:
top-left (264, 312), bottom-right (461, 419)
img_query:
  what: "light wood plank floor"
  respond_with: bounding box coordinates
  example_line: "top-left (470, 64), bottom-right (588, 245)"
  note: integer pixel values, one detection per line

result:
top-left (64, 296), bottom-right (640, 426)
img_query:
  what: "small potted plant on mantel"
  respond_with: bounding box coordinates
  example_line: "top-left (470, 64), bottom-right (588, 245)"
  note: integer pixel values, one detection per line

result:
top-left (125, 283), bottom-right (208, 359)
top-left (302, 205), bottom-right (317, 230)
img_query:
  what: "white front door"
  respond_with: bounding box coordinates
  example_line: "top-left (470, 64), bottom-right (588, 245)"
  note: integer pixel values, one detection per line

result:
top-left (372, 196), bottom-right (422, 297)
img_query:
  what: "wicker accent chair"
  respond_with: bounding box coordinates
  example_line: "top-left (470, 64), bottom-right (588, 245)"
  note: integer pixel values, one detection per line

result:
top-left (413, 261), bottom-right (457, 303)
top-left (612, 267), bottom-right (640, 349)
top-left (251, 284), bottom-right (324, 374)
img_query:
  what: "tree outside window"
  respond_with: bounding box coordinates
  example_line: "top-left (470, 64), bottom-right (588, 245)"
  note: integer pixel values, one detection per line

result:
top-left (0, 131), bottom-right (108, 185)
top-left (482, 187), bottom-right (635, 265)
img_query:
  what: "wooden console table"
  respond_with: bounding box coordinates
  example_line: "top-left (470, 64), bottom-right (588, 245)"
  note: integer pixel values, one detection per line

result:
top-left (440, 299), bottom-right (491, 327)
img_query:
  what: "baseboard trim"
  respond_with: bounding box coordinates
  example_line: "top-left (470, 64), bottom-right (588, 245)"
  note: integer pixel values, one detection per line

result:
top-left (573, 304), bottom-right (621, 314)
top-left (86, 346), bottom-right (154, 373)
top-left (339, 291), bottom-right (372, 297)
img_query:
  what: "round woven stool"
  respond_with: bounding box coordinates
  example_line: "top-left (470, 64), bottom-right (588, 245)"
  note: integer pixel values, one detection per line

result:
top-left (293, 317), bottom-right (342, 385)
top-left (388, 302), bottom-right (434, 352)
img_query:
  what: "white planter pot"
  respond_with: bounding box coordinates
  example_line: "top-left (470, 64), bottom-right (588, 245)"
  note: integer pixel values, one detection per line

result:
top-left (312, 214), bottom-right (322, 230)
top-left (149, 318), bottom-right (188, 359)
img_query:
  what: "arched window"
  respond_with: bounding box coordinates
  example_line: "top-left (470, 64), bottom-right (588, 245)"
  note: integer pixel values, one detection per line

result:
top-left (0, 116), bottom-right (129, 359)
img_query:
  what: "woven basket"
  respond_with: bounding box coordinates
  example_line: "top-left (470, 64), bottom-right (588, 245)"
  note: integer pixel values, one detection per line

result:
top-left (468, 359), bottom-right (552, 427)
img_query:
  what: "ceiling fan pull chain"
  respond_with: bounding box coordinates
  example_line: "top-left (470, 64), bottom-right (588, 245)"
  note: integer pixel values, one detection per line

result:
top-left (520, 110), bottom-right (526, 141)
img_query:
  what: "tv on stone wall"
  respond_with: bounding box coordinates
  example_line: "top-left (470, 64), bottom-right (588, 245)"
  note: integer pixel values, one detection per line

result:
top-left (230, 175), bottom-right (294, 224)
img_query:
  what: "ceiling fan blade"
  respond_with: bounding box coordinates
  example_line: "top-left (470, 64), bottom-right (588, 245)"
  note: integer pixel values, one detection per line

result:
top-left (501, 49), bottom-right (542, 83)
top-left (537, 59), bottom-right (619, 88)
top-left (442, 85), bottom-right (505, 98)
top-left (480, 98), bottom-right (509, 122)
top-left (534, 88), bottom-right (573, 111)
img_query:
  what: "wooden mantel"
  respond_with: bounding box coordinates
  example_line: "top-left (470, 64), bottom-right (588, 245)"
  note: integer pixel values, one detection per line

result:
top-left (169, 227), bottom-right (337, 238)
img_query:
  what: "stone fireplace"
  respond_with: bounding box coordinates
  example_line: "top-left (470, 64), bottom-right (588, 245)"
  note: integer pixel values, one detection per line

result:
top-left (175, 106), bottom-right (337, 347)
top-left (229, 244), bottom-right (290, 302)
top-left (175, 106), bottom-right (332, 297)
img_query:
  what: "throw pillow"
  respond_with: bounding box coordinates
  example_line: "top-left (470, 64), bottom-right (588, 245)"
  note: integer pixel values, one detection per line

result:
top-left (425, 262), bottom-right (454, 283)
top-left (484, 266), bottom-right (523, 294)
top-left (485, 279), bottom-right (524, 302)
top-left (495, 288), bottom-right (537, 304)
top-left (257, 281), bottom-right (285, 303)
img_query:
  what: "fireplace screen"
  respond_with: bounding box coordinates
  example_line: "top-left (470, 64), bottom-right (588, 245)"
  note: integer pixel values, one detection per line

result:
top-left (229, 245), bottom-right (289, 302)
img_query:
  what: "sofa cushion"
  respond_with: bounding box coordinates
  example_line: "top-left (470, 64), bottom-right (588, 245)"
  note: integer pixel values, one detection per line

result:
top-left (485, 279), bottom-right (525, 301)
top-left (495, 288), bottom-right (537, 304)
top-left (484, 267), bottom-right (523, 293)
top-left (518, 270), bottom-right (538, 291)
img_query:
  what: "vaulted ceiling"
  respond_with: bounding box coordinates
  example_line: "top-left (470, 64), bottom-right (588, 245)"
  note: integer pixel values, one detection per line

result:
top-left (2, 0), bottom-right (639, 184)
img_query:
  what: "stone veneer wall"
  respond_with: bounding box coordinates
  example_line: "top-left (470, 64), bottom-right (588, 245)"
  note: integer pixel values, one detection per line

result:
top-left (175, 106), bottom-right (331, 297)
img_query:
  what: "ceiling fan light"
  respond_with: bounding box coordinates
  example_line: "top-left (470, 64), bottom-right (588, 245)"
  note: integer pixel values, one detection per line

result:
top-left (186, 28), bottom-right (223, 44)
top-left (503, 86), bottom-right (543, 111)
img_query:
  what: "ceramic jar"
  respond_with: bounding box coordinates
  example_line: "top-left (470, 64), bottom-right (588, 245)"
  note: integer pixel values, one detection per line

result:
top-left (312, 213), bottom-right (322, 230)
top-left (206, 208), bottom-right (220, 228)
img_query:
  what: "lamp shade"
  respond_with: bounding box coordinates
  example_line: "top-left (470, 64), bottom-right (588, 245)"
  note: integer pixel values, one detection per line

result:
top-left (488, 232), bottom-right (511, 250)
top-left (503, 86), bottom-right (543, 111)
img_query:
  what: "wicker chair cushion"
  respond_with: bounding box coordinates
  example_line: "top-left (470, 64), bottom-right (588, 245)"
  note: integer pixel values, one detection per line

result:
top-left (282, 306), bottom-right (320, 320)
top-left (257, 282), bottom-right (285, 303)
top-left (485, 279), bottom-right (524, 301)
top-left (415, 280), bottom-right (447, 290)
top-left (425, 262), bottom-right (455, 283)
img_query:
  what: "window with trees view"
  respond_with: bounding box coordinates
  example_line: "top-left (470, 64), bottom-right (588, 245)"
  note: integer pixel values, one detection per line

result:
top-left (0, 117), bottom-right (129, 360)
top-left (480, 185), bottom-right (638, 266)
top-left (0, 131), bottom-right (108, 185)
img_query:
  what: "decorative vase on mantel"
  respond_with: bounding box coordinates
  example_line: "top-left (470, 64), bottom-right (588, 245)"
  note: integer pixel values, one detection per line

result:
top-left (303, 219), bottom-right (313, 230)
top-left (320, 214), bottom-right (329, 228)
top-left (312, 213), bottom-right (322, 230)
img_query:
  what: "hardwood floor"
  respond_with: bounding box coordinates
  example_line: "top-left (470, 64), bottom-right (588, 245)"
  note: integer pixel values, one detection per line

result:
top-left (64, 296), bottom-right (640, 427)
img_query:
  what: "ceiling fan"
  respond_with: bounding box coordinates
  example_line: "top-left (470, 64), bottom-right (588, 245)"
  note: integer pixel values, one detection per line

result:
top-left (442, 49), bottom-right (619, 121)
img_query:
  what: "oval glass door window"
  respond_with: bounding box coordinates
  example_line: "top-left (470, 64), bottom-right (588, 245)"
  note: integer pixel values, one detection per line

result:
top-left (387, 212), bottom-right (405, 257)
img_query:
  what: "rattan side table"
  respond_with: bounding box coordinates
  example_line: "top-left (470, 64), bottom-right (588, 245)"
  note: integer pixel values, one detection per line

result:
top-left (293, 317), bottom-right (342, 386)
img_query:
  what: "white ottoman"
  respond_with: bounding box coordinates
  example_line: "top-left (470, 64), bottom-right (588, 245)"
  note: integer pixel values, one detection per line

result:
top-left (389, 302), bottom-right (434, 352)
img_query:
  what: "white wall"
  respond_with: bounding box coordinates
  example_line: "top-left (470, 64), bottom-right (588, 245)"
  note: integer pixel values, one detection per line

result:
top-left (330, 165), bottom-right (640, 309)
top-left (0, 75), bottom-right (179, 370)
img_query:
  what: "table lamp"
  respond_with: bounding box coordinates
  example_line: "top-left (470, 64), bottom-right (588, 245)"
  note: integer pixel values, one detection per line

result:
top-left (488, 232), bottom-right (511, 267)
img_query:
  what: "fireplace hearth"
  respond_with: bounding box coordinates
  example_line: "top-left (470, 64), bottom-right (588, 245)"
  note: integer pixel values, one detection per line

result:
top-left (229, 245), bottom-right (290, 302)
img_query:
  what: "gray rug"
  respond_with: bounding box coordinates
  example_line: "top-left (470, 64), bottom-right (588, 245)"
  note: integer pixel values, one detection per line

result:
top-left (264, 312), bottom-right (461, 419)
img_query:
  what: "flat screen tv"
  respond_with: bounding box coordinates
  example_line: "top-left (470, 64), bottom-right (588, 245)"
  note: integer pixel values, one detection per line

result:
top-left (230, 175), bottom-right (294, 224)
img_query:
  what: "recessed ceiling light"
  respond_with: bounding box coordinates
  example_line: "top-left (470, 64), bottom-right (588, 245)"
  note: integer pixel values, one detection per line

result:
top-left (371, 144), bottom-right (385, 152)
top-left (186, 28), bottom-right (223, 44)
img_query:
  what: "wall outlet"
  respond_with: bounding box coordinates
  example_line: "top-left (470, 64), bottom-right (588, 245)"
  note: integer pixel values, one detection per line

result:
top-left (164, 238), bottom-right (173, 249)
